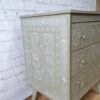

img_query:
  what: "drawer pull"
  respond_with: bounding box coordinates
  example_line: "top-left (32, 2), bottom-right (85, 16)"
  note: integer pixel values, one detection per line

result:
top-left (80, 58), bottom-right (88, 65)
top-left (80, 60), bottom-right (85, 64)
top-left (81, 82), bottom-right (84, 87)
top-left (81, 35), bottom-right (86, 40)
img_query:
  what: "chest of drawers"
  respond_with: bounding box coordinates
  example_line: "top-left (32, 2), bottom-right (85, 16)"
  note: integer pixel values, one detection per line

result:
top-left (21, 10), bottom-right (100, 100)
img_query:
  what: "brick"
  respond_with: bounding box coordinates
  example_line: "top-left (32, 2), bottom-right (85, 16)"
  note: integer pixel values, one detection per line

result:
top-left (0, 20), bottom-right (14, 30)
top-left (4, 10), bottom-right (18, 20)
top-left (1, 2), bottom-right (24, 10)
top-left (51, 0), bottom-right (71, 5)
top-left (36, 0), bottom-right (51, 4)
top-left (88, 0), bottom-right (96, 10)
top-left (23, 2), bottom-right (37, 10)
top-left (71, 0), bottom-right (87, 8)
top-left (0, 9), bottom-right (6, 20)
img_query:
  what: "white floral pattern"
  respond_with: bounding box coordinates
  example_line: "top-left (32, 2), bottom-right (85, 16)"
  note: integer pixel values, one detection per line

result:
top-left (22, 15), bottom-right (69, 100)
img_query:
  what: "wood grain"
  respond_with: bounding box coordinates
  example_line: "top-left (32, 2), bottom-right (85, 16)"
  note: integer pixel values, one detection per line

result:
top-left (96, 0), bottom-right (100, 11)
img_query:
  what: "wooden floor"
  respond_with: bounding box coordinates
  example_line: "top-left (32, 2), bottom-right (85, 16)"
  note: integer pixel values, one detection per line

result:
top-left (26, 87), bottom-right (100, 100)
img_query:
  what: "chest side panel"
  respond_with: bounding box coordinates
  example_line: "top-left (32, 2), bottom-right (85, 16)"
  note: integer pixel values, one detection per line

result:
top-left (21, 14), bottom-right (70, 100)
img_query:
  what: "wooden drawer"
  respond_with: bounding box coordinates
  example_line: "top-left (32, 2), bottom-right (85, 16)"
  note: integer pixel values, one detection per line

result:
top-left (71, 61), bottom-right (100, 100)
top-left (72, 14), bottom-right (100, 23)
top-left (72, 22), bottom-right (100, 51)
top-left (71, 43), bottom-right (100, 76)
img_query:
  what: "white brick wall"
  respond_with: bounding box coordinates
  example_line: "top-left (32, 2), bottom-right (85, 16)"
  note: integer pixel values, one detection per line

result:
top-left (0, 0), bottom-right (96, 100)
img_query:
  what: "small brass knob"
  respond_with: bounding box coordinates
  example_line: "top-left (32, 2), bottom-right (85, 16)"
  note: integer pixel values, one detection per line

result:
top-left (80, 59), bottom-right (85, 64)
top-left (80, 58), bottom-right (88, 65)
top-left (81, 35), bottom-right (86, 40)
top-left (81, 82), bottom-right (84, 87)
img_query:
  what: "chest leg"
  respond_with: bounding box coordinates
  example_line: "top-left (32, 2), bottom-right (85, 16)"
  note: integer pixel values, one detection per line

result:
top-left (32, 89), bottom-right (37, 100)
top-left (96, 81), bottom-right (100, 94)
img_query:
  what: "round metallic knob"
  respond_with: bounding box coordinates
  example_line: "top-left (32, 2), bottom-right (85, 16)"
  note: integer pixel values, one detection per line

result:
top-left (80, 59), bottom-right (85, 64)
top-left (81, 82), bottom-right (84, 87)
top-left (81, 35), bottom-right (86, 40)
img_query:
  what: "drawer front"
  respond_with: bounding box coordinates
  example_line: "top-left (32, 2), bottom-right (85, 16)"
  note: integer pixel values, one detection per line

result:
top-left (72, 22), bottom-right (100, 51)
top-left (72, 14), bottom-right (100, 23)
top-left (71, 43), bottom-right (100, 76)
top-left (71, 61), bottom-right (100, 100)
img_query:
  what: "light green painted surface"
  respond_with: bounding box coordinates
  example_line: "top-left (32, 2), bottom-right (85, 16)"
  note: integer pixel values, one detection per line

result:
top-left (21, 11), bottom-right (100, 100)
top-left (21, 14), bottom-right (71, 100)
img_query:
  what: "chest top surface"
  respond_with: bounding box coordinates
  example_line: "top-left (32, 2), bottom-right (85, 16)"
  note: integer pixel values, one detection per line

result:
top-left (21, 10), bottom-right (100, 18)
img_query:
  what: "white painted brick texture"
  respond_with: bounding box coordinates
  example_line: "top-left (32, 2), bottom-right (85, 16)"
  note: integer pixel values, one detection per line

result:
top-left (0, 0), bottom-right (96, 100)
